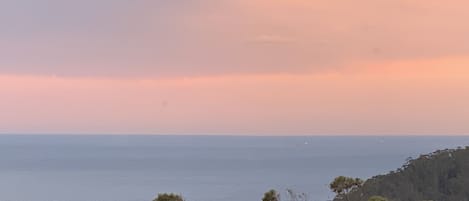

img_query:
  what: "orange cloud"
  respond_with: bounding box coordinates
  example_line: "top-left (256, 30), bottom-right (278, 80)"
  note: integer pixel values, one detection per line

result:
top-left (1, 56), bottom-right (469, 135)
top-left (354, 56), bottom-right (469, 76)
top-left (3, 0), bottom-right (469, 77)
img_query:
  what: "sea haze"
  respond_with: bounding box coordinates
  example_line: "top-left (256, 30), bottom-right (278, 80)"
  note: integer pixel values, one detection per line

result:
top-left (0, 135), bottom-right (468, 201)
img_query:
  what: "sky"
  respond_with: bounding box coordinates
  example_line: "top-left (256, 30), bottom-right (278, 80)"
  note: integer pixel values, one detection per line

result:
top-left (1, 0), bottom-right (469, 135)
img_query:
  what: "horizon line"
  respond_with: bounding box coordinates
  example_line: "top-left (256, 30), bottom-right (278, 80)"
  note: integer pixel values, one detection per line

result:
top-left (1, 133), bottom-right (469, 137)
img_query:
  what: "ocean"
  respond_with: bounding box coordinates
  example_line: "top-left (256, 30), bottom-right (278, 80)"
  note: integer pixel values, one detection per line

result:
top-left (0, 135), bottom-right (467, 201)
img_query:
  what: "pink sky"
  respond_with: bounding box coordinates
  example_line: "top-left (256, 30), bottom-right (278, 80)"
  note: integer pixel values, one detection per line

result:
top-left (1, 0), bottom-right (469, 135)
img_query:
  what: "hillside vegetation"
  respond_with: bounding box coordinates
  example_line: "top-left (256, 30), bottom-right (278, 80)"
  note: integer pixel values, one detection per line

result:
top-left (153, 147), bottom-right (469, 201)
top-left (338, 147), bottom-right (469, 201)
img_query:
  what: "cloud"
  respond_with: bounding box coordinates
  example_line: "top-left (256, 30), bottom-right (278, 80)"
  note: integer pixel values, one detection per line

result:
top-left (1, 56), bottom-right (469, 135)
top-left (1, 0), bottom-right (469, 77)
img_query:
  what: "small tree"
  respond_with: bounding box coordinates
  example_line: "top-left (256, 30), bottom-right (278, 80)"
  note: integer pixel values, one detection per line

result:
top-left (368, 196), bottom-right (388, 201)
top-left (262, 189), bottom-right (280, 201)
top-left (153, 193), bottom-right (184, 201)
top-left (329, 176), bottom-right (363, 201)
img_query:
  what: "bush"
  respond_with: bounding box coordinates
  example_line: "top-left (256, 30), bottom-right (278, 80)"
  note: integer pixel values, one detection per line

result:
top-left (262, 189), bottom-right (280, 201)
top-left (368, 196), bottom-right (388, 201)
top-left (153, 193), bottom-right (184, 201)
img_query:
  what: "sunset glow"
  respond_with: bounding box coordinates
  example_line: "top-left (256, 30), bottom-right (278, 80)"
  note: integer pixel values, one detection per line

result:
top-left (1, 0), bottom-right (469, 135)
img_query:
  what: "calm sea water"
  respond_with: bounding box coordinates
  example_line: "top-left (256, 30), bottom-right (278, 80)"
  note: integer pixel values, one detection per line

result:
top-left (0, 135), bottom-right (468, 201)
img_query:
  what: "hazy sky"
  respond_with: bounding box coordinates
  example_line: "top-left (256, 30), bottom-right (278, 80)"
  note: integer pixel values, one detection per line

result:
top-left (1, 0), bottom-right (469, 135)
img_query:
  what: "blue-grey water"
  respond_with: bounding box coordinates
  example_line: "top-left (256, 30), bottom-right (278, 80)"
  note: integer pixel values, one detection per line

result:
top-left (0, 135), bottom-right (468, 201)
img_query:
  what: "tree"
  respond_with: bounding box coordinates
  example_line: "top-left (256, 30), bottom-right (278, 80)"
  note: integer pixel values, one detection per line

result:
top-left (153, 193), bottom-right (184, 201)
top-left (262, 189), bottom-right (280, 201)
top-left (368, 196), bottom-right (388, 201)
top-left (329, 176), bottom-right (363, 201)
top-left (338, 148), bottom-right (469, 201)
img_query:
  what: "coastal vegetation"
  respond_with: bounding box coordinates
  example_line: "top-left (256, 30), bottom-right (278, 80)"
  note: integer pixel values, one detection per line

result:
top-left (153, 193), bottom-right (184, 201)
top-left (262, 189), bottom-right (280, 201)
top-left (336, 146), bottom-right (469, 201)
top-left (329, 176), bottom-right (363, 201)
top-left (154, 147), bottom-right (469, 201)
top-left (367, 196), bottom-right (388, 201)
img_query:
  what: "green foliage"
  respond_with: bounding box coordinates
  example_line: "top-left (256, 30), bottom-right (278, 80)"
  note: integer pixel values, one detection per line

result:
top-left (153, 193), bottom-right (184, 201)
top-left (262, 189), bottom-right (280, 201)
top-left (330, 176), bottom-right (363, 201)
top-left (368, 196), bottom-right (388, 201)
top-left (330, 176), bottom-right (364, 194)
top-left (339, 147), bottom-right (469, 201)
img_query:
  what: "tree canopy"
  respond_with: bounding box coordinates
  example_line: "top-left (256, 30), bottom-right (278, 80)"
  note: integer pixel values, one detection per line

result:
top-left (262, 189), bottom-right (280, 201)
top-left (368, 196), bottom-right (388, 201)
top-left (330, 176), bottom-right (363, 201)
top-left (153, 193), bottom-right (184, 201)
top-left (335, 147), bottom-right (469, 201)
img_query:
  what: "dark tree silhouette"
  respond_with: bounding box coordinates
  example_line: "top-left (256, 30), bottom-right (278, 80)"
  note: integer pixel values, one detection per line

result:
top-left (262, 189), bottom-right (280, 201)
top-left (330, 176), bottom-right (363, 201)
top-left (153, 193), bottom-right (184, 201)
